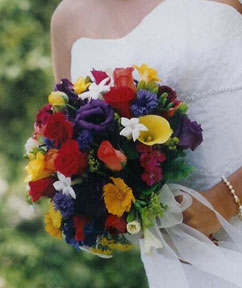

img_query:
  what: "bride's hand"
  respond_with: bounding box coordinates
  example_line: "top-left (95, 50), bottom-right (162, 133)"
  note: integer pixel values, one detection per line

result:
top-left (179, 189), bottom-right (223, 236)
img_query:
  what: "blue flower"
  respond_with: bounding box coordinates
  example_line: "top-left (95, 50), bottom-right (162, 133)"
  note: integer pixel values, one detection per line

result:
top-left (43, 137), bottom-right (55, 149)
top-left (83, 219), bottom-right (105, 247)
top-left (53, 193), bottom-right (74, 217)
top-left (77, 130), bottom-right (93, 151)
top-left (62, 218), bottom-right (80, 249)
top-left (131, 89), bottom-right (158, 117)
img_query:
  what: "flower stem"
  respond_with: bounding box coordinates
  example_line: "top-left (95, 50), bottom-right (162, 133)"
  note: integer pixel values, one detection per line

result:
top-left (67, 104), bottom-right (77, 111)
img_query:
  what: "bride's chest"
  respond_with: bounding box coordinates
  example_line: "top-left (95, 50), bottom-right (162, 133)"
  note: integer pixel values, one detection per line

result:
top-left (71, 0), bottom-right (242, 101)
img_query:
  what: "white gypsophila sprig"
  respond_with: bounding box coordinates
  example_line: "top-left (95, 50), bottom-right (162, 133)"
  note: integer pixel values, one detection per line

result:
top-left (79, 77), bottom-right (110, 101)
top-left (53, 172), bottom-right (76, 199)
top-left (120, 117), bottom-right (148, 142)
top-left (25, 137), bottom-right (39, 154)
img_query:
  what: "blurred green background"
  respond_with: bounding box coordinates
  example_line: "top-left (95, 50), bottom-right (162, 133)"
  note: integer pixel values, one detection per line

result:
top-left (0, 1), bottom-right (148, 287)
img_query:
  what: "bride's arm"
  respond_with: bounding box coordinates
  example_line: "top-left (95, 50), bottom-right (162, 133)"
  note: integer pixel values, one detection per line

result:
top-left (51, 1), bottom-right (75, 82)
top-left (182, 166), bottom-right (242, 236)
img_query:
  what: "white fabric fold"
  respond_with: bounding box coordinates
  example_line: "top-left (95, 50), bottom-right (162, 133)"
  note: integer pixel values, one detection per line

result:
top-left (138, 184), bottom-right (242, 288)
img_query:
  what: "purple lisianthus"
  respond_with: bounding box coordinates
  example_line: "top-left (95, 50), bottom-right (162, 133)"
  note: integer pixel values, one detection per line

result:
top-left (131, 89), bottom-right (158, 116)
top-left (53, 193), bottom-right (74, 217)
top-left (75, 99), bottom-right (114, 132)
top-left (173, 114), bottom-right (203, 151)
top-left (77, 130), bottom-right (93, 151)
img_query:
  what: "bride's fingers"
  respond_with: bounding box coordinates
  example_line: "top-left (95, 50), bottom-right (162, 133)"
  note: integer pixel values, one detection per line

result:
top-left (175, 194), bottom-right (183, 203)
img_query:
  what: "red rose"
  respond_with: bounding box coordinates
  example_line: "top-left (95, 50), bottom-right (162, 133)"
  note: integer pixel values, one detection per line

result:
top-left (29, 177), bottom-right (56, 202)
top-left (105, 215), bottom-right (127, 234)
top-left (43, 113), bottom-right (73, 147)
top-left (35, 104), bottom-right (52, 128)
top-left (113, 67), bottom-right (137, 93)
top-left (73, 216), bottom-right (90, 241)
top-left (104, 87), bottom-right (136, 118)
top-left (55, 140), bottom-right (88, 177)
top-left (97, 141), bottom-right (127, 171)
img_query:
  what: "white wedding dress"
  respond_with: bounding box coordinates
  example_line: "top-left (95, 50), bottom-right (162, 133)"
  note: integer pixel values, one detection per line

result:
top-left (70, 0), bottom-right (242, 286)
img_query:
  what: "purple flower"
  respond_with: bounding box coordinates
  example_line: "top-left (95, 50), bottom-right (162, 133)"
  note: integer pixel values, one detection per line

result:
top-left (55, 78), bottom-right (83, 108)
top-left (173, 114), bottom-right (203, 151)
top-left (75, 99), bottom-right (114, 132)
top-left (43, 137), bottom-right (55, 150)
top-left (77, 130), bottom-right (93, 151)
top-left (55, 79), bottom-right (77, 101)
top-left (131, 89), bottom-right (158, 116)
top-left (53, 193), bottom-right (74, 217)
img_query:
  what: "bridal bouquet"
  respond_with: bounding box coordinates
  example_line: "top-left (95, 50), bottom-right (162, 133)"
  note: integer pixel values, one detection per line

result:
top-left (24, 64), bottom-right (203, 257)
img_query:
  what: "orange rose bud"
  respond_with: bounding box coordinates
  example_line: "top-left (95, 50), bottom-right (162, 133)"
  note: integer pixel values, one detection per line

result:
top-left (97, 141), bottom-right (127, 171)
top-left (44, 149), bottom-right (58, 172)
top-left (113, 67), bottom-right (137, 93)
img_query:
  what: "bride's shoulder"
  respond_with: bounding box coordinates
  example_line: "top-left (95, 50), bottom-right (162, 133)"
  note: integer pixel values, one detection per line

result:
top-left (51, 0), bottom-right (106, 39)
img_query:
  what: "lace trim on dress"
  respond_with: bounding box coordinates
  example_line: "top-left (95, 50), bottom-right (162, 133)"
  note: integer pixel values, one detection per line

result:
top-left (181, 84), bottom-right (242, 102)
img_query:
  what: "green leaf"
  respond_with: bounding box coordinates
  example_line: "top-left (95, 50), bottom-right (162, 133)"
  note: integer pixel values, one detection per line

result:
top-left (141, 184), bottom-right (159, 196)
top-left (127, 209), bottom-right (136, 223)
top-left (163, 159), bottom-right (195, 181)
top-left (136, 200), bottom-right (147, 207)
top-left (137, 80), bottom-right (146, 90)
top-left (122, 141), bottom-right (139, 160)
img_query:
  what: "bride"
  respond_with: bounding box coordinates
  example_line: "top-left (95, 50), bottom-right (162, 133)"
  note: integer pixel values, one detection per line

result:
top-left (50, 0), bottom-right (242, 287)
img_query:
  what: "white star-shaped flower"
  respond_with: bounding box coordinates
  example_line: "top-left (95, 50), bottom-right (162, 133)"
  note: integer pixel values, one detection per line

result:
top-left (53, 172), bottom-right (76, 199)
top-left (79, 77), bottom-right (110, 101)
top-left (120, 117), bottom-right (148, 142)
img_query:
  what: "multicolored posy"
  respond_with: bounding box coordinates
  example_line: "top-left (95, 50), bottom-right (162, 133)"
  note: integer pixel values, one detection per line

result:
top-left (24, 64), bottom-right (203, 257)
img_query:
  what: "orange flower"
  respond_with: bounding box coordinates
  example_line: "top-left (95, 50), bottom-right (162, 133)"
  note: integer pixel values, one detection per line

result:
top-left (103, 177), bottom-right (135, 217)
top-left (44, 149), bottom-right (58, 172)
top-left (97, 141), bottom-right (127, 171)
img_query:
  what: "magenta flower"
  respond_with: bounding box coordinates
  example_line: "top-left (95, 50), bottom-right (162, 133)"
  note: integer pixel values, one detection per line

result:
top-left (140, 151), bottom-right (166, 168)
top-left (141, 166), bottom-right (163, 186)
top-left (91, 69), bottom-right (110, 85)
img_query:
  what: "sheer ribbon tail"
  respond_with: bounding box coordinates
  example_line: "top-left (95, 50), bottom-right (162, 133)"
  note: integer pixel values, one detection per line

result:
top-left (139, 184), bottom-right (242, 288)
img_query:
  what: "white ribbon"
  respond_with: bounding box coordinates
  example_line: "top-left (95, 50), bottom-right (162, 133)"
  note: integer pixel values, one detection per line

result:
top-left (137, 184), bottom-right (242, 288)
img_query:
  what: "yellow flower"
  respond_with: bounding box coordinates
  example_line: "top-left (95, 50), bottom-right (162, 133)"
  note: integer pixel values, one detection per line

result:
top-left (48, 91), bottom-right (68, 106)
top-left (25, 152), bottom-right (52, 182)
top-left (89, 248), bottom-right (113, 257)
top-left (138, 115), bottom-right (173, 146)
top-left (108, 242), bottom-right (133, 251)
top-left (74, 76), bottom-right (91, 94)
top-left (133, 64), bottom-right (161, 84)
top-left (103, 177), bottom-right (135, 217)
top-left (99, 237), bottom-right (112, 246)
top-left (44, 202), bottom-right (62, 240)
